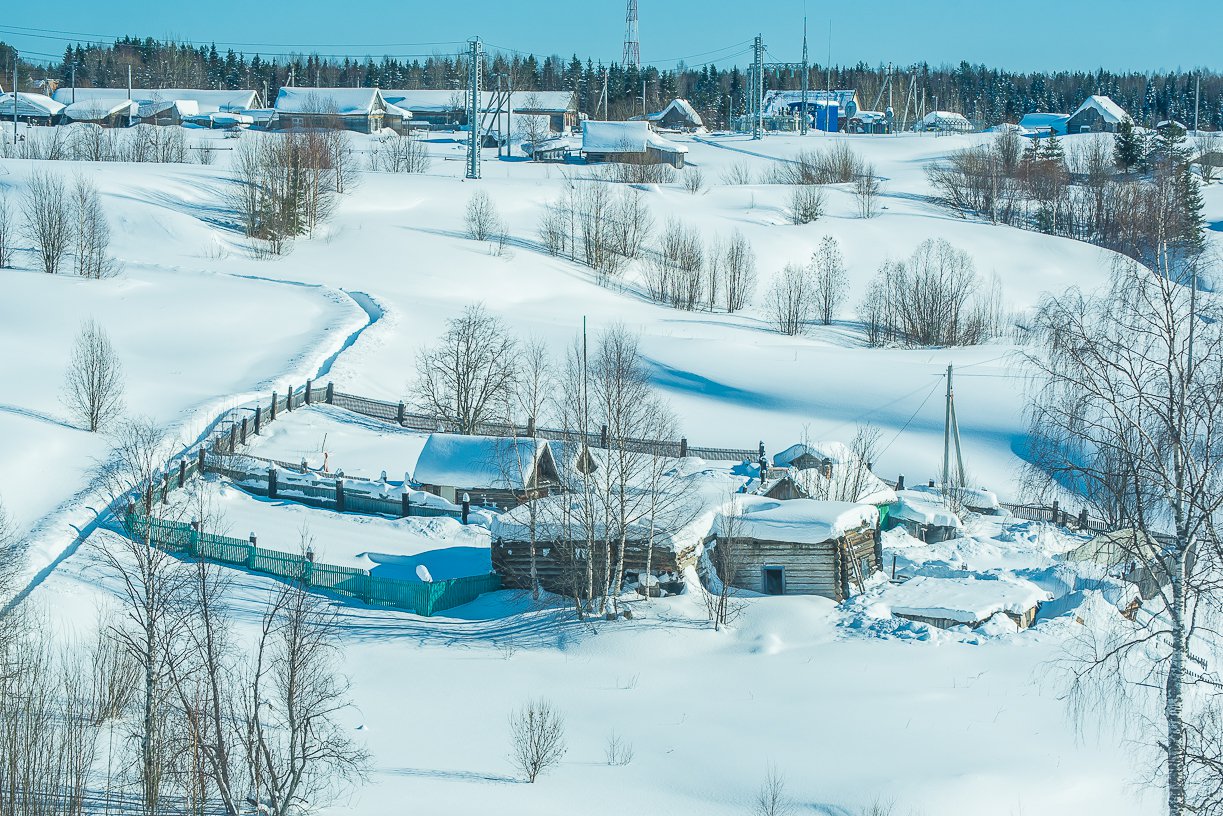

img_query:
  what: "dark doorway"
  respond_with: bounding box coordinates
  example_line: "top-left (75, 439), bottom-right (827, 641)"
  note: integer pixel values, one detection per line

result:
top-left (762, 566), bottom-right (785, 595)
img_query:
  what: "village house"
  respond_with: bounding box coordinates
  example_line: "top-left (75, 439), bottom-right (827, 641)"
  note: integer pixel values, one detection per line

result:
top-left (886, 488), bottom-right (963, 543)
top-left (0, 92), bottom-right (65, 126)
top-left (381, 89), bottom-right (577, 132)
top-left (273, 87), bottom-right (408, 133)
top-left (490, 494), bottom-right (706, 596)
top-left (712, 496), bottom-right (880, 600)
top-left (770, 441), bottom-right (898, 506)
top-left (581, 120), bottom-right (687, 168)
top-left (412, 433), bottom-right (559, 509)
top-left (51, 87), bottom-right (260, 126)
top-left (637, 98), bottom-right (704, 131)
top-left (1065, 94), bottom-right (1130, 134)
top-left (61, 97), bottom-right (138, 127)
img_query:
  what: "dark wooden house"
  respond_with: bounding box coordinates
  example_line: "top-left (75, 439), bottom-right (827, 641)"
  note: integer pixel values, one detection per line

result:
top-left (274, 87), bottom-right (404, 134)
top-left (1065, 95), bottom-right (1129, 134)
top-left (581, 120), bottom-right (688, 168)
top-left (713, 497), bottom-right (881, 601)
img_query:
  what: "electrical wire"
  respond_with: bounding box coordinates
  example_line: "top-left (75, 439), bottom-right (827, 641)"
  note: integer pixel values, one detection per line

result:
top-left (0, 22), bottom-right (466, 50)
top-left (876, 378), bottom-right (944, 459)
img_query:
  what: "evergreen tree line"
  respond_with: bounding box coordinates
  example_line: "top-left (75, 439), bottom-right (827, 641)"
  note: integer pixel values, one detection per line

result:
top-left (3, 38), bottom-right (1221, 130)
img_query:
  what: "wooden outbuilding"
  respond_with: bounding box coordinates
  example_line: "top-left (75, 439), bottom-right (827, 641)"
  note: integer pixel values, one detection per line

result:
top-left (880, 575), bottom-right (1050, 630)
top-left (712, 497), bottom-right (881, 601)
top-left (412, 433), bottom-right (559, 509)
top-left (581, 120), bottom-right (687, 168)
top-left (1065, 95), bottom-right (1130, 134)
top-left (0, 92), bottom-right (64, 125)
top-left (273, 87), bottom-right (406, 134)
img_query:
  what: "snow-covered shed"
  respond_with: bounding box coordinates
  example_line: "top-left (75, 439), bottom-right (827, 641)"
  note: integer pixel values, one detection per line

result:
top-left (1063, 529), bottom-right (1178, 600)
top-left (879, 575), bottom-right (1051, 630)
top-left (412, 433), bottom-right (559, 508)
top-left (581, 120), bottom-right (688, 168)
top-left (273, 87), bottom-right (407, 133)
top-left (641, 98), bottom-right (704, 131)
top-left (52, 88), bottom-right (258, 125)
top-left (1066, 95), bottom-right (1130, 134)
top-left (916, 110), bottom-right (973, 133)
top-left (887, 489), bottom-right (963, 543)
top-left (0, 92), bottom-right (65, 125)
top-left (712, 496), bottom-right (880, 600)
top-left (491, 494), bottom-right (710, 594)
top-left (1018, 112), bottom-right (1070, 136)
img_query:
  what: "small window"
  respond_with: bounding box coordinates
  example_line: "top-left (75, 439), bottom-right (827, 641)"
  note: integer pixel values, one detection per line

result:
top-left (762, 566), bottom-right (785, 595)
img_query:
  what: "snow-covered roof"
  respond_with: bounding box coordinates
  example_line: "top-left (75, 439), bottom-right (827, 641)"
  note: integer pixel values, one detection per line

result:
top-left (906, 482), bottom-right (999, 512)
top-left (645, 98), bottom-right (704, 127)
top-left (274, 87), bottom-right (386, 116)
top-left (62, 97), bottom-right (138, 121)
top-left (881, 575), bottom-right (1050, 624)
top-left (763, 89), bottom-right (857, 117)
top-left (1070, 95), bottom-right (1129, 125)
top-left (0, 92), bottom-right (64, 117)
top-left (582, 120), bottom-right (687, 154)
top-left (717, 496), bottom-right (877, 544)
top-left (381, 89), bottom-right (573, 115)
top-left (890, 490), bottom-right (963, 528)
top-left (771, 441), bottom-right (896, 505)
top-left (412, 433), bottom-right (552, 491)
top-left (492, 492), bottom-right (715, 553)
top-left (52, 87), bottom-right (258, 114)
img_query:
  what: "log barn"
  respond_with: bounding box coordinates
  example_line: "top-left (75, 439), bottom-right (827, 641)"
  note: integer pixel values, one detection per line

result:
top-left (712, 497), bottom-right (881, 601)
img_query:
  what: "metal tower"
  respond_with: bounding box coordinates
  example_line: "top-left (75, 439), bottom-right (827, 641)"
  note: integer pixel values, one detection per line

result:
top-left (622, 1), bottom-right (640, 68)
top-left (465, 38), bottom-right (482, 180)
top-left (750, 34), bottom-right (764, 140)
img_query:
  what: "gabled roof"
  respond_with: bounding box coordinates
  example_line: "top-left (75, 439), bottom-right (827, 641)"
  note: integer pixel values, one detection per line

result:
top-left (0, 92), bottom-right (64, 118)
top-left (1070, 95), bottom-right (1129, 125)
top-left (413, 433), bottom-right (554, 491)
top-left (582, 120), bottom-right (687, 154)
top-left (52, 87), bottom-right (258, 114)
top-left (63, 97), bottom-right (138, 120)
top-left (646, 98), bottom-right (703, 127)
top-left (274, 87), bottom-right (386, 116)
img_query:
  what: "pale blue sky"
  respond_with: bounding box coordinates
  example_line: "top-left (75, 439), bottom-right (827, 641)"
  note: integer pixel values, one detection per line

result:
top-left (3, 1), bottom-right (1219, 72)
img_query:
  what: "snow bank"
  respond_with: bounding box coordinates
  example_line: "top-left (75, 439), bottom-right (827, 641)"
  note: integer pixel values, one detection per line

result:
top-left (890, 490), bottom-right (963, 528)
top-left (719, 496), bottom-right (877, 543)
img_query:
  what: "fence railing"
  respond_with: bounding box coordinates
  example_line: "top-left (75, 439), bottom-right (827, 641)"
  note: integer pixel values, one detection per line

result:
top-left (128, 514), bottom-right (500, 616)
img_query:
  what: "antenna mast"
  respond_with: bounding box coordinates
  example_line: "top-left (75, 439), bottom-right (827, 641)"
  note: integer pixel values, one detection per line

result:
top-left (622, 1), bottom-right (640, 69)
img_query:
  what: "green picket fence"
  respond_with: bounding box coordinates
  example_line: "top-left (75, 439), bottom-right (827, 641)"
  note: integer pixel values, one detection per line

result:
top-left (127, 515), bottom-right (500, 617)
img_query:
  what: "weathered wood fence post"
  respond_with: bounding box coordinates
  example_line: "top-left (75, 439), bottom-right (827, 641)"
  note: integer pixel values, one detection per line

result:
top-left (189, 520), bottom-right (200, 557)
top-left (335, 479), bottom-right (346, 513)
top-left (247, 533), bottom-right (257, 569)
top-left (240, 417), bottom-right (248, 445)
top-left (527, 416), bottom-right (536, 437)
top-left (267, 467), bottom-right (278, 499)
top-left (178, 459), bottom-right (186, 488)
top-left (1079, 508), bottom-right (1088, 528)
top-left (229, 424), bottom-right (237, 454)
top-left (287, 385), bottom-right (294, 411)
top-left (254, 404), bottom-right (263, 435)
top-left (326, 381), bottom-right (335, 404)
top-left (397, 401), bottom-right (406, 424)
top-left (896, 474), bottom-right (905, 491)
top-left (1052, 499), bottom-right (1060, 525)
top-left (461, 493), bottom-right (471, 525)
top-left (600, 425), bottom-right (609, 449)
top-left (679, 437), bottom-right (688, 457)
top-left (269, 392), bottom-right (278, 421)
top-left (198, 447), bottom-right (206, 477)
top-left (401, 492), bottom-right (411, 518)
top-left (305, 379), bottom-right (313, 405)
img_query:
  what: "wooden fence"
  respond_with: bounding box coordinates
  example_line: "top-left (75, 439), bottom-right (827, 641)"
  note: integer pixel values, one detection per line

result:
top-left (128, 514), bottom-right (500, 617)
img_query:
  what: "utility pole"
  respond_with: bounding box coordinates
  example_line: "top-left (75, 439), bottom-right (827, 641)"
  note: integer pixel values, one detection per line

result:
top-left (800, 17), bottom-right (809, 136)
top-left (465, 37), bottom-right (482, 180)
top-left (942, 363), bottom-right (965, 493)
top-left (12, 52), bottom-right (17, 145)
top-left (750, 34), bottom-right (764, 140)
top-left (127, 64), bottom-right (132, 100)
top-left (71, 62), bottom-right (76, 103)
top-left (1194, 73), bottom-right (1201, 134)
top-left (600, 68), bottom-right (609, 120)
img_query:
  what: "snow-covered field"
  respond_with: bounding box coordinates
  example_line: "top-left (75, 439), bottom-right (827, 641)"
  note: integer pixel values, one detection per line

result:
top-left (4, 124), bottom-right (1221, 814)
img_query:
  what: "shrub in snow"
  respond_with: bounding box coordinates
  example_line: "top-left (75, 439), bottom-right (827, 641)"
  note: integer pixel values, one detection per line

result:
top-left (509, 698), bottom-right (567, 782)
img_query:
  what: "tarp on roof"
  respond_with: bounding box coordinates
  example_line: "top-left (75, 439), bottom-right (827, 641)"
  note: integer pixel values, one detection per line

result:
top-left (1071, 95), bottom-right (1129, 125)
top-left (582, 120), bottom-right (687, 154)
top-left (413, 433), bottom-right (551, 490)
top-left (0, 92), bottom-right (64, 118)
top-left (52, 87), bottom-right (257, 114)
top-left (274, 87), bottom-right (384, 116)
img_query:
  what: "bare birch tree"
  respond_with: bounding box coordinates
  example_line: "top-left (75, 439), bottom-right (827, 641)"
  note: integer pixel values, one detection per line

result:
top-left (246, 575), bottom-right (369, 816)
top-left (71, 176), bottom-right (120, 278)
top-left (415, 304), bottom-right (518, 434)
top-left (0, 193), bottom-right (13, 268)
top-left (811, 235), bottom-right (848, 325)
top-left (767, 263), bottom-right (815, 336)
top-left (1025, 249), bottom-right (1223, 816)
top-left (508, 698), bottom-right (567, 782)
top-left (22, 170), bottom-right (71, 275)
top-left (63, 319), bottom-right (125, 432)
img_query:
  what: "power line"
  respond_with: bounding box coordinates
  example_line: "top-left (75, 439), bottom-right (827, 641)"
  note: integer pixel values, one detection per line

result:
top-left (0, 23), bottom-right (466, 50)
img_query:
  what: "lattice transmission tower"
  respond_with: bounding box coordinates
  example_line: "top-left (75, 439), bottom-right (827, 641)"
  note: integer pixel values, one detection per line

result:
top-left (622, 1), bottom-right (640, 68)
